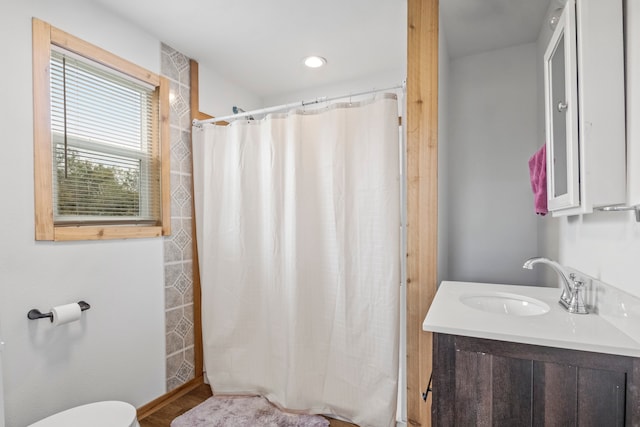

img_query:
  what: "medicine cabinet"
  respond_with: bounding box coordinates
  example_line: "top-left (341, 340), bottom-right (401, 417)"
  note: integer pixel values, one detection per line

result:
top-left (543, 0), bottom-right (626, 216)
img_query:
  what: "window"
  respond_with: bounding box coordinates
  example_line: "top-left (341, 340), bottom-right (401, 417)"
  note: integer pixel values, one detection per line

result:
top-left (32, 18), bottom-right (170, 240)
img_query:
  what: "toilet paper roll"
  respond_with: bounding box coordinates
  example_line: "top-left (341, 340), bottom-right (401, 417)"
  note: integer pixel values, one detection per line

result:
top-left (50, 303), bottom-right (82, 326)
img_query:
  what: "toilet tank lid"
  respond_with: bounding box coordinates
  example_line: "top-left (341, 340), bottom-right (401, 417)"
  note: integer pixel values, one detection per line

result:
top-left (28, 401), bottom-right (137, 427)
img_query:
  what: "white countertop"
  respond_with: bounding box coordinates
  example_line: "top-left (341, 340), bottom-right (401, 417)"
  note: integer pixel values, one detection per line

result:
top-left (422, 281), bottom-right (640, 358)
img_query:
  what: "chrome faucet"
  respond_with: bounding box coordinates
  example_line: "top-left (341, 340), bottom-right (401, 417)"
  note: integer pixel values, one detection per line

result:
top-left (522, 257), bottom-right (588, 314)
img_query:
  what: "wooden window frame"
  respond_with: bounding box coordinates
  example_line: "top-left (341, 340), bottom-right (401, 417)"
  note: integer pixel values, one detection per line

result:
top-left (32, 18), bottom-right (171, 241)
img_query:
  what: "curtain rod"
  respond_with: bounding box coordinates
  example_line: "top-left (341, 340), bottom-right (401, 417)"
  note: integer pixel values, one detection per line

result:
top-left (192, 82), bottom-right (405, 127)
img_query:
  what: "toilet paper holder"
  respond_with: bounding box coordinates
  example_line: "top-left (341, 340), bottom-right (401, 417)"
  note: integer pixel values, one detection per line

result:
top-left (27, 301), bottom-right (90, 322)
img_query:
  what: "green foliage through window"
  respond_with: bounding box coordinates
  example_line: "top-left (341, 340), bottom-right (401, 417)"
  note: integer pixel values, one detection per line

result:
top-left (55, 148), bottom-right (141, 217)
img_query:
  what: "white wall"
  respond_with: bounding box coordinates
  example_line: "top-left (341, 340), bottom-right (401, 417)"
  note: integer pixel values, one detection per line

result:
top-left (197, 64), bottom-right (403, 129)
top-left (0, 1), bottom-right (166, 425)
top-left (198, 62), bottom-right (263, 118)
top-left (551, 0), bottom-right (640, 298)
top-left (262, 68), bottom-right (404, 108)
top-left (535, 2), bottom-right (563, 286)
top-left (437, 22), bottom-right (450, 285)
top-left (445, 43), bottom-right (541, 286)
top-left (628, 0), bottom-right (640, 207)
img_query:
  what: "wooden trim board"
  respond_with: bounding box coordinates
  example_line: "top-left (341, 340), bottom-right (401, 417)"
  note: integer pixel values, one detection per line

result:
top-left (189, 59), bottom-right (204, 379)
top-left (159, 76), bottom-right (172, 236)
top-left (32, 18), bottom-right (54, 240)
top-left (137, 375), bottom-right (204, 420)
top-left (406, 0), bottom-right (439, 426)
top-left (50, 26), bottom-right (159, 86)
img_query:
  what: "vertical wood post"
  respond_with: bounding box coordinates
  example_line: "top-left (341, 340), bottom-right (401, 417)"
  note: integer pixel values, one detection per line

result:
top-left (189, 59), bottom-right (205, 379)
top-left (406, 0), bottom-right (439, 425)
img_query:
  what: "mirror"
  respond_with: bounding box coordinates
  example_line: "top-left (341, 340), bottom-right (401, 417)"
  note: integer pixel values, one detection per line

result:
top-left (543, 2), bottom-right (580, 211)
top-left (550, 32), bottom-right (568, 198)
top-left (438, 0), bottom-right (557, 286)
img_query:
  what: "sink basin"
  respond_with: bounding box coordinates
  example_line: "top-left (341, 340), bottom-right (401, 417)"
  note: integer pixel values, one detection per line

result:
top-left (460, 292), bottom-right (550, 316)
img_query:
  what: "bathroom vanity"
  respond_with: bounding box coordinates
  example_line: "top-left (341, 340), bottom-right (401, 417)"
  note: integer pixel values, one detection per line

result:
top-left (432, 334), bottom-right (639, 426)
top-left (423, 282), bottom-right (640, 426)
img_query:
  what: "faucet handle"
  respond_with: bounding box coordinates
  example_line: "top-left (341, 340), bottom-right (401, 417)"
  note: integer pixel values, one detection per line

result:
top-left (568, 274), bottom-right (588, 314)
top-left (570, 273), bottom-right (584, 288)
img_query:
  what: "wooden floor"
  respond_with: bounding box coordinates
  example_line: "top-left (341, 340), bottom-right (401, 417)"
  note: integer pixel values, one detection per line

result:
top-left (139, 383), bottom-right (358, 427)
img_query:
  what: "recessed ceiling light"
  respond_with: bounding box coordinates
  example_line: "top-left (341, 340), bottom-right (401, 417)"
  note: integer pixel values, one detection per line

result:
top-left (303, 56), bottom-right (327, 68)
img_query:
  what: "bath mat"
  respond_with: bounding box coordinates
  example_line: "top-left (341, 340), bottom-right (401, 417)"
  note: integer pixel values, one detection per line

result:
top-left (170, 395), bottom-right (330, 427)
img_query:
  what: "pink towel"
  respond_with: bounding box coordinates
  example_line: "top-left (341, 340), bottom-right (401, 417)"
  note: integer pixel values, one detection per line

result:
top-left (528, 145), bottom-right (548, 216)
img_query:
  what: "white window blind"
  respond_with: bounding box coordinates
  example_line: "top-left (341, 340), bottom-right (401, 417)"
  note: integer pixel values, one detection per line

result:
top-left (50, 48), bottom-right (160, 224)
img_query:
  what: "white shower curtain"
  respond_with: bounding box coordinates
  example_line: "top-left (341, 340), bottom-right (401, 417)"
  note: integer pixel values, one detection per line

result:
top-left (192, 94), bottom-right (400, 427)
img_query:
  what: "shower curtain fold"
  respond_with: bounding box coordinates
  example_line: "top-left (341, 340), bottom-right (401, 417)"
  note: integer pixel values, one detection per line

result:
top-left (192, 95), bottom-right (400, 427)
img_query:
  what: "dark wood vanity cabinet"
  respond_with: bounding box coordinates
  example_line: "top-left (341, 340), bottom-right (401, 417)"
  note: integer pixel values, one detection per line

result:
top-left (432, 333), bottom-right (640, 426)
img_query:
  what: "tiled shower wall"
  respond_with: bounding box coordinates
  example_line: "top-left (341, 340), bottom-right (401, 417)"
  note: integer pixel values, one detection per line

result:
top-left (161, 43), bottom-right (196, 391)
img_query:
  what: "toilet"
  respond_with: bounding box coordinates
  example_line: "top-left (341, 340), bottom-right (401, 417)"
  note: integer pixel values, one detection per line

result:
top-left (0, 337), bottom-right (139, 427)
top-left (0, 339), bottom-right (4, 427)
top-left (28, 401), bottom-right (139, 427)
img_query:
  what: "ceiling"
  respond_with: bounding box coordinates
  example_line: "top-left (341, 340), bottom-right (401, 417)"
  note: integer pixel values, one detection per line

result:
top-left (88, 0), bottom-right (554, 98)
top-left (441, 0), bottom-right (554, 59)
top-left (88, 0), bottom-right (407, 98)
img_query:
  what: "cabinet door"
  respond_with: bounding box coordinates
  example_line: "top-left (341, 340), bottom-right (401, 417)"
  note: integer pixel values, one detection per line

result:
top-left (532, 361), bottom-right (578, 426)
top-left (544, 0), bottom-right (580, 212)
top-left (453, 351), bottom-right (532, 426)
top-left (577, 367), bottom-right (626, 426)
top-left (533, 362), bottom-right (626, 427)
